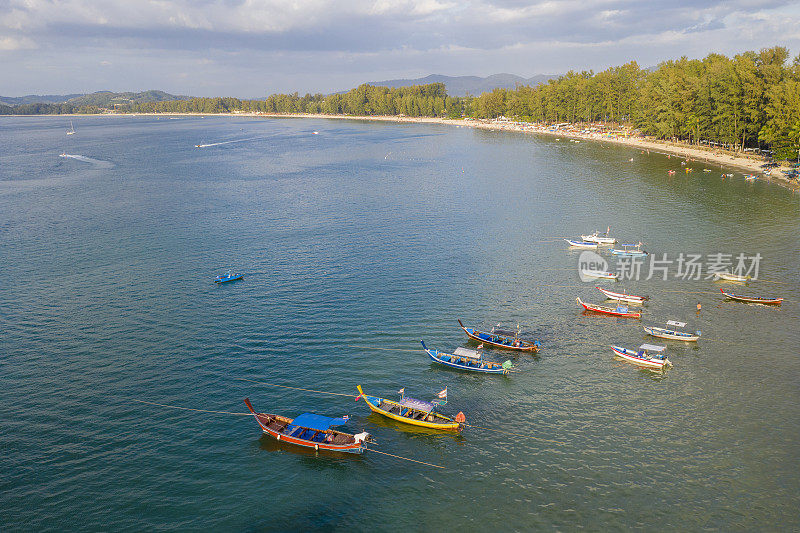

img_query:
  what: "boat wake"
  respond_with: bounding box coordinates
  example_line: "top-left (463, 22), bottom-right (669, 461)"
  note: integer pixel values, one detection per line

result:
top-left (58, 153), bottom-right (114, 168)
top-left (194, 137), bottom-right (261, 148)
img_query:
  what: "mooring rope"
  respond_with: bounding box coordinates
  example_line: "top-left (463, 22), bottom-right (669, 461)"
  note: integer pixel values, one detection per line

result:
top-left (366, 448), bottom-right (444, 469)
top-left (131, 399), bottom-right (251, 415)
top-left (237, 378), bottom-right (358, 397)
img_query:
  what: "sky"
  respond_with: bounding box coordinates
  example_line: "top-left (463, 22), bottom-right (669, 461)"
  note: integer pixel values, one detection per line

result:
top-left (1, 0), bottom-right (800, 98)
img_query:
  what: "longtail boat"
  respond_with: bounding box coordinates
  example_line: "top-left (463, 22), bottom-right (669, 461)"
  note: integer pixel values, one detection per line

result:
top-left (713, 272), bottom-right (750, 282)
top-left (565, 239), bottom-right (598, 249)
top-left (644, 320), bottom-right (700, 341)
top-left (214, 269), bottom-right (244, 283)
top-left (244, 398), bottom-right (371, 454)
top-left (577, 297), bottom-right (641, 318)
top-left (356, 386), bottom-right (464, 431)
top-left (596, 286), bottom-right (648, 304)
top-left (457, 319), bottom-right (540, 352)
top-left (610, 242), bottom-right (648, 257)
top-left (581, 269), bottom-right (618, 280)
top-left (421, 340), bottom-right (514, 374)
top-left (720, 288), bottom-right (783, 305)
top-left (611, 344), bottom-right (672, 370)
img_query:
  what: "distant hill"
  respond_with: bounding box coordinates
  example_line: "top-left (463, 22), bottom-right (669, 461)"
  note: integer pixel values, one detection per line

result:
top-left (0, 90), bottom-right (190, 107)
top-left (365, 73), bottom-right (557, 97)
top-left (0, 94), bottom-right (84, 106)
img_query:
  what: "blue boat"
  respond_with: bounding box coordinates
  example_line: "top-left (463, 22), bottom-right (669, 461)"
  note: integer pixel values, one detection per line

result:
top-left (214, 270), bottom-right (244, 283)
top-left (421, 341), bottom-right (513, 374)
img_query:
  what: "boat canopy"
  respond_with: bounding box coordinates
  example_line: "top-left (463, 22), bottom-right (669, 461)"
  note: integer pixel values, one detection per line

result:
top-left (400, 397), bottom-right (435, 412)
top-left (453, 347), bottom-right (482, 360)
top-left (639, 344), bottom-right (666, 352)
top-left (666, 320), bottom-right (686, 328)
top-left (291, 413), bottom-right (349, 431)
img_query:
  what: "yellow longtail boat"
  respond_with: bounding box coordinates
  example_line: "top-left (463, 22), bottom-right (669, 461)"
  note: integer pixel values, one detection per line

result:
top-left (356, 385), bottom-right (464, 431)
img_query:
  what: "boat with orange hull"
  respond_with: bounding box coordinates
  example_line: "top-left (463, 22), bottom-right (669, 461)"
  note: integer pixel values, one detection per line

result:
top-left (577, 297), bottom-right (642, 318)
top-left (720, 288), bottom-right (783, 305)
top-left (244, 398), bottom-right (371, 454)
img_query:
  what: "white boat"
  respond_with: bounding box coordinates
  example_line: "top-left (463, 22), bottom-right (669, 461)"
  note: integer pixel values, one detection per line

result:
top-left (581, 227), bottom-right (616, 245)
top-left (611, 344), bottom-right (672, 370)
top-left (714, 272), bottom-right (750, 282)
top-left (581, 269), bottom-right (618, 280)
top-left (565, 239), bottom-right (598, 249)
top-left (66, 121), bottom-right (76, 135)
top-left (596, 286), bottom-right (648, 304)
top-left (610, 242), bottom-right (647, 257)
top-left (643, 320), bottom-right (700, 342)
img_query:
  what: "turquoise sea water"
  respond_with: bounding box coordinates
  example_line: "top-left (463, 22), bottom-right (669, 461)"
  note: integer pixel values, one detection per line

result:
top-left (1, 115), bottom-right (799, 531)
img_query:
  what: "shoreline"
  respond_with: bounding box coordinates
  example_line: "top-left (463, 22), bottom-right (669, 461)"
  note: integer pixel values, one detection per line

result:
top-left (6, 111), bottom-right (797, 189)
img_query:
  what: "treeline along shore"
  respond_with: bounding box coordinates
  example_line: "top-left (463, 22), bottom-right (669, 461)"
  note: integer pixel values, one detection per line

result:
top-left (4, 47), bottom-right (799, 164)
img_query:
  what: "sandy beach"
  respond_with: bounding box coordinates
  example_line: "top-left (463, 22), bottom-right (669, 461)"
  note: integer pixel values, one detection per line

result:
top-left (261, 112), bottom-right (798, 189)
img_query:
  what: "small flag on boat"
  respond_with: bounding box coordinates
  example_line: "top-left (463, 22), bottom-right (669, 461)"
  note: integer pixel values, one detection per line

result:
top-left (437, 387), bottom-right (447, 399)
top-left (477, 343), bottom-right (484, 350)
top-left (398, 388), bottom-right (404, 396)
top-left (342, 415), bottom-right (350, 421)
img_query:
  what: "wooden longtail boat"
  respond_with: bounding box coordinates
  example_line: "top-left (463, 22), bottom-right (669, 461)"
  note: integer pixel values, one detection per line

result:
top-left (457, 319), bottom-right (540, 352)
top-left (581, 269), bottom-right (618, 280)
top-left (644, 320), bottom-right (700, 341)
top-left (714, 272), bottom-right (750, 282)
top-left (720, 288), bottom-right (783, 305)
top-left (421, 340), bottom-right (513, 374)
top-left (610, 243), bottom-right (648, 257)
top-left (214, 270), bottom-right (244, 283)
top-left (611, 344), bottom-right (672, 370)
top-left (565, 239), bottom-right (599, 249)
top-left (244, 398), bottom-right (370, 454)
top-left (577, 297), bottom-right (642, 318)
top-left (596, 286), bottom-right (648, 304)
top-left (356, 386), bottom-right (464, 431)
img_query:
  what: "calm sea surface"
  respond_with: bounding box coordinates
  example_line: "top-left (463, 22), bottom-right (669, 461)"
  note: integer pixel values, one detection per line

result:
top-left (1, 115), bottom-right (799, 531)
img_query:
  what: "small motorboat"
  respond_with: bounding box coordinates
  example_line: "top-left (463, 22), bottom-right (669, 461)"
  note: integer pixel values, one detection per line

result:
top-left (214, 270), bottom-right (244, 283)
top-left (457, 320), bottom-right (540, 352)
top-left (565, 239), bottom-right (599, 249)
top-left (714, 272), bottom-right (750, 282)
top-left (581, 269), bottom-right (618, 280)
top-left (611, 344), bottom-right (672, 370)
top-left (596, 286), bottom-right (648, 304)
top-left (720, 288), bottom-right (783, 305)
top-left (356, 386), bottom-right (464, 431)
top-left (610, 242), bottom-right (648, 257)
top-left (643, 320), bottom-right (700, 341)
top-left (422, 341), bottom-right (514, 374)
top-left (244, 398), bottom-right (371, 454)
top-left (577, 297), bottom-right (641, 318)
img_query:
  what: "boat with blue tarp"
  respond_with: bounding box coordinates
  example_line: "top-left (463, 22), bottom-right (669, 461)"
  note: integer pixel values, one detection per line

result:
top-left (457, 320), bottom-right (540, 352)
top-left (611, 344), bottom-right (672, 370)
top-left (422, 340), bottom-right (514, 374)
top-left (244, 398), bottom-right (371, 454)
top-left (644, 320), bottom-right (701, 341)
top-left (214, 270), bottom-right (244, 283)
top-left (356, 385), bottom-right (464, 431)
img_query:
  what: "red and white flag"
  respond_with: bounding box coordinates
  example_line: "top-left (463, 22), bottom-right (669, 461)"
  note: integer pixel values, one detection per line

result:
top-left (437, 387), bottom-right (447, 399)
top-left (398, 388), bottom-right (404, 396)
top-left (477, 343), bottom-right (484, 350)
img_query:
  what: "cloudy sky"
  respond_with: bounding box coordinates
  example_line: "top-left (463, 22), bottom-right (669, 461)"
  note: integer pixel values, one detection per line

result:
top-left (2, 0), bottom-right (799, 97)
